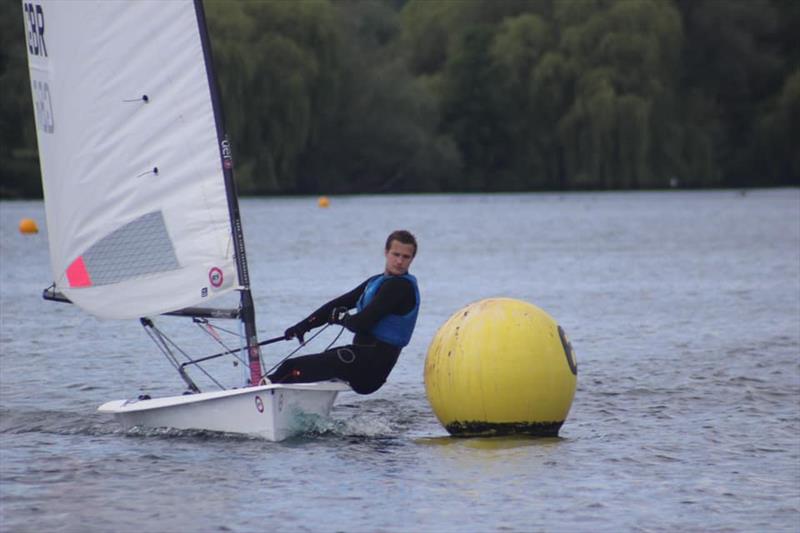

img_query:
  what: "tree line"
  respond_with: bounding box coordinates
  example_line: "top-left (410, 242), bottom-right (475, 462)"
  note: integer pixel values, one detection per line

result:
top-left (1, 0), bottom-right (797, 198)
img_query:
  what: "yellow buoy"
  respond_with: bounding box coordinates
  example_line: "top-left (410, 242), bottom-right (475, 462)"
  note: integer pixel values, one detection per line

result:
top-left (18, 218), bottom-right (39, 234)
top-left (317, 196), bottom-right (330, 208)
top-left (424, 298), bottom-right (577, 437)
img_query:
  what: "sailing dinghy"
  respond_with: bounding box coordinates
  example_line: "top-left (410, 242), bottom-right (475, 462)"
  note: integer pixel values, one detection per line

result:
top-left (23, 0), bottom-right (348, 441)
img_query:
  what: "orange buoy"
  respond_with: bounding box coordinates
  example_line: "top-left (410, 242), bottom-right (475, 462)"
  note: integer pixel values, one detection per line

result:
top-left (19, 218), bottom-right (39, 234)
top-left (317, 196), bottom-right (330, 208)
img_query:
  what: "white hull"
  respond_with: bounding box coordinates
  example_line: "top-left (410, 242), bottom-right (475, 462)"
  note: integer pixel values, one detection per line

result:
top-left (98, 382), bottom-right (350, 441)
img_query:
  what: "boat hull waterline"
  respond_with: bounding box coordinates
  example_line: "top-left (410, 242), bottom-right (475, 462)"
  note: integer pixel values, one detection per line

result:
top-left (98, 381), bottom-right (350, 442)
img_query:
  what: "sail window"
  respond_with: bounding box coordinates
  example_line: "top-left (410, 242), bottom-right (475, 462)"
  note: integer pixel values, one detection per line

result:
top-left (67, 211), bottom-right (179, 287)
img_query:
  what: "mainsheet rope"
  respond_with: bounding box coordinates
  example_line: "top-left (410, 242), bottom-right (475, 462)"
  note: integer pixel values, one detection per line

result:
top-left (262, 323), bottom-right (346, 379)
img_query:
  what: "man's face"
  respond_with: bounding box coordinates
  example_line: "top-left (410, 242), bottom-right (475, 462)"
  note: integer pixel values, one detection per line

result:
top-left (384, 240), bottom-right (415, 276)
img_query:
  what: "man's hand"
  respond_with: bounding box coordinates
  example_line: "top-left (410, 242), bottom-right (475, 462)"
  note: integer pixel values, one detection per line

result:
top-left (330, 306), bottom-right (350, 325)
top-left (284, 322), bottom-right (308, 344)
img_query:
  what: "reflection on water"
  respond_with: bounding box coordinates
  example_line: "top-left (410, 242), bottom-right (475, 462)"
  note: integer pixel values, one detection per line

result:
top-left (416, 435), bottom-right (564, 451)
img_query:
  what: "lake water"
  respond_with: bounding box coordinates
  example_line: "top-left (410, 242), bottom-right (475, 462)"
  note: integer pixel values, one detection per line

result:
top-left (1, 190), bottom-right (799, 532)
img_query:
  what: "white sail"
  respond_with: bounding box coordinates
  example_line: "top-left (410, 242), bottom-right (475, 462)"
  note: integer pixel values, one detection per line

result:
top-left (23, 0), bottom-right (238, 319)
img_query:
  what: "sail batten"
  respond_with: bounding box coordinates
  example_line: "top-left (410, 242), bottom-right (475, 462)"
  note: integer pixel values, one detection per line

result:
top-left (24, 0), bottom-right (239, 320)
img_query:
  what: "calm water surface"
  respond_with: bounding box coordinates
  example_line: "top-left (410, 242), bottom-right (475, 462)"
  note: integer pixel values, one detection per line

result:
top-left (1, 190), bottom-right (799, 532)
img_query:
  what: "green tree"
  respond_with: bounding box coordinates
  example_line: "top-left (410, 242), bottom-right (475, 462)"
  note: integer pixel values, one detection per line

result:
top-left (3, 0), bottom-right (797, 197)
top-left (0, 2), bottom-right (41, 198)
top-left (441, 25), bottom-right (513, 190)
top-left (554, 0), bottom-right (684, 188)
top-left (296, 0), bottom-right (461, 193)
top-left (405, 0), bottom-right (689, 190)
top-left (677, 0), bottom-right (786, 186)
top-left (402, 0), bottom-right (541, 77)
top-left (205, 0), bottom-right (342, 193)
top-left (756, 69), bottom-right (800, 183)
top-left (491, 13), bottom-right (564, 187)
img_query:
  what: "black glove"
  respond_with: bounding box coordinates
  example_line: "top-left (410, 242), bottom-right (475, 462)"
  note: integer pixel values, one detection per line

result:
top-left (329, 306), bottom-right (350, 325)
top-left (284, 321), bottom-right (309, 344)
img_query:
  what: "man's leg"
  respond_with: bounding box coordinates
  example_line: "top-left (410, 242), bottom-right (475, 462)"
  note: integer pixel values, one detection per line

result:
top-left (267, 346), bottom-right (359, 384)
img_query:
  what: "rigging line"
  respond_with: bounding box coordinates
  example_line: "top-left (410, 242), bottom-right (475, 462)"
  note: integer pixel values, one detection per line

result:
top-left (186, 334), bottom-right (288, 363)
top-left (263, 323), bottom-right (334, 377)
top-left (144, 321), bottom-right (204, 390)
top-left (191, 317), bottom-right (243, 338)
top-left (143, 323), bottom-right (201, 394)
top-left (164, 333), bottom-right (226, 391)
top-left (193, 320), bottom-right (247, 367)
top-left (323, 326), bottom-right (346, 352)
top-left (144, 325), bottom-right (181, 372)
top-left (261, 324), bottom-right (344, 378)
top-left (141, 319), bottom-right (226, 391)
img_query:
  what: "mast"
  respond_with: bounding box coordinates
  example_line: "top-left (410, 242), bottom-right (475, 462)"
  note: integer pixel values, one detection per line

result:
top-left (194, 0), bottom-right (263, 386)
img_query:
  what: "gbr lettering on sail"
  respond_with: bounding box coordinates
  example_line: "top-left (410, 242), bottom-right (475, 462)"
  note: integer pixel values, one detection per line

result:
top-left (23, 1), bottom-right (54, 134)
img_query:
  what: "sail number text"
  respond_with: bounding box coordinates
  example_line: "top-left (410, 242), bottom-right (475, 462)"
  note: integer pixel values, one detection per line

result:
top-left (24, 2), bottom-right (48, 57)
top-left (32, 79), bottom-right (54, 134)
top-left (23, 2), bottom-right (54, 133)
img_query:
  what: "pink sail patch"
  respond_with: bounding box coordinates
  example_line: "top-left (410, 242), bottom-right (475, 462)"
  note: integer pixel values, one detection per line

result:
top-left (66, 256), bottom-right (93, 287)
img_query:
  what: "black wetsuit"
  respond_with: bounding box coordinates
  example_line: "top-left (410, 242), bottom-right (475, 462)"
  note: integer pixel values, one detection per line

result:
top-left (267, 274), bottom-right (418, 394)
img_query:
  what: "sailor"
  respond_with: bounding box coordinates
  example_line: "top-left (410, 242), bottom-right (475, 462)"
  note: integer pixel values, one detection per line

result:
top-left (267, 230), bottom-right (420, 394)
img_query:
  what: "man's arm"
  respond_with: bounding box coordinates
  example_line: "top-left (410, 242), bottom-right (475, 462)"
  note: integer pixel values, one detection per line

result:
top-left (294, 278), bottom-right (372, 332)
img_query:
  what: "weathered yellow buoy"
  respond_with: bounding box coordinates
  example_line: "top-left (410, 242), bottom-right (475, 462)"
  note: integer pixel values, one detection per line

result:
top-left (317, 196), bottom-right (330, 208)
top-left (18, 218), bottom-right (39, 234)
top-left (424, 298), bottom-right (577, 437)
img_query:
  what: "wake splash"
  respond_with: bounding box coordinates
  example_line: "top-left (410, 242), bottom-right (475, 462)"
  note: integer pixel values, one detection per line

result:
top-left (0, 405), bottom-right (398, 443)
top-left (291, 411), bottom-right (395, 439)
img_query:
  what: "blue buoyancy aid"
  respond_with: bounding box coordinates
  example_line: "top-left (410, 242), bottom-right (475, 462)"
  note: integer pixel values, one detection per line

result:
top-left (356, 273), bottom-right (420, 347)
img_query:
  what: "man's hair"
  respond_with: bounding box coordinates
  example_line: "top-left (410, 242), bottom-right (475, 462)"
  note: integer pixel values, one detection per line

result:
top-left (385, 230), bottom-right (417, 257)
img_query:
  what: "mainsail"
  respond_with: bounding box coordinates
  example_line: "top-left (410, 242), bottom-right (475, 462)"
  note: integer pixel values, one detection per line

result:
top-left (20, 1), bottom-right (348, 436)
top-left (24, 0), bottom-right (239, 320)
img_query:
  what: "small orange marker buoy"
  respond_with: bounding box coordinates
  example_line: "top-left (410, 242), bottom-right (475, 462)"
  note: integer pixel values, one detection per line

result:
top-left (19, 218), bottom-right (39, 234)
top-left (317, 196), bottom-right (330, 208)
